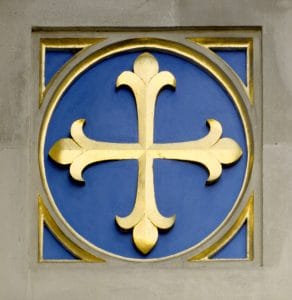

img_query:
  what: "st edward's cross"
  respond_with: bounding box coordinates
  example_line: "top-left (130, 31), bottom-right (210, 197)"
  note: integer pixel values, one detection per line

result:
top-left (49, 53), bottom-right (242, 254)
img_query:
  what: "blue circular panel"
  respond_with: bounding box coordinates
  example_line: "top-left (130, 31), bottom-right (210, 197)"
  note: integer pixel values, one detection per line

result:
top-left (44, 50), bottom-right (247, 259)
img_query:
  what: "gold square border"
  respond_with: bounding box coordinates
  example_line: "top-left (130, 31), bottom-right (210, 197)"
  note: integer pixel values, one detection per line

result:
top-left (37, 34), bottom-right (256, 263)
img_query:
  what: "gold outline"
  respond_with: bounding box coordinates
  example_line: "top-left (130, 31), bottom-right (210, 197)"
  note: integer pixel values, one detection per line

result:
top-left (187, 37), bottom-right (254, 105)
top-left (39, 38), bottom-right (106, 108)
top-left (188, 193), bottom-right (254, 261)
top-left (38, 37), bottom-right (254, 262)
top-left (38, 195), bottom-right (105, 263)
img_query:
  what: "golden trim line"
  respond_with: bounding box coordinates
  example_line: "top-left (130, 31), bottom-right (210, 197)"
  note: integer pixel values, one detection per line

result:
top-left (188, 193), bottom-right (254, 261)
top-left (38, 38), bottom-right (254, 262)
top-left (39, 38), bottom-right (106, 107)
top-left (38, 195), bottom-right (105, 263)
top-left (187, 37), bottom-right (254, 105)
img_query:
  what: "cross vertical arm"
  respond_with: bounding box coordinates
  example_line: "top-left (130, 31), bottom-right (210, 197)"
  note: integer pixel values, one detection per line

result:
top-left (116, 53), bottom-right (176, 148)
top-left (116, 153), bottom-right (176, 254)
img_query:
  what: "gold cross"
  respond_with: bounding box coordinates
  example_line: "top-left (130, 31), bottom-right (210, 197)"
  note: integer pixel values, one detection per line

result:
top-left (49, 53), bottom-right (243, 255)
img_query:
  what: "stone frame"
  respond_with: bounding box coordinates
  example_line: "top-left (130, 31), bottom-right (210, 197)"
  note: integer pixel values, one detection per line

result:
top-left (31, 28), bottom-right (262, 266)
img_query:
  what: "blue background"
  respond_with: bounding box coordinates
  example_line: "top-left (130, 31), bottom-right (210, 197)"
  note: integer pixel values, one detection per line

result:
top-left (44, 49), bottom-right (247, 259)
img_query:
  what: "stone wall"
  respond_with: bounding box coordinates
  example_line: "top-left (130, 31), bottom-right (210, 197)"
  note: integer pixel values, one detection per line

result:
top-left (0, 1), bottom-right (291, 299)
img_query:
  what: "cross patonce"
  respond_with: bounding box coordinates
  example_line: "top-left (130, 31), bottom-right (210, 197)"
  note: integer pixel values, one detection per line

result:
top-left (49, 53), bottom-right (243, 255)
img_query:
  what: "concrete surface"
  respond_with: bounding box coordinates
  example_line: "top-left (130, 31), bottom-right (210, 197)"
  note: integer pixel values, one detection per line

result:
top-left (0, 0), bottom-right (291, 299)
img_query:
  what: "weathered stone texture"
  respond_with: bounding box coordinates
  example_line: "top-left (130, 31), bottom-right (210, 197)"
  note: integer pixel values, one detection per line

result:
top-left (0, 1), bottom-right (291, 299)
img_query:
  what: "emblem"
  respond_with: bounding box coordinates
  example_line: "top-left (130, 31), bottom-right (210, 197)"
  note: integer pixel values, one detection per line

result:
top-left (49, 53), bottom-right (242, 254)
top-left (38, 36), bottom-right (256, 262)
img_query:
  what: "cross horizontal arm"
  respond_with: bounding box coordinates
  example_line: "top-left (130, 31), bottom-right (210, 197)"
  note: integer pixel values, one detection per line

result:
top-left (69, 148), bottom-right (142, 181)
top-left (49, 119), bottom-right (143, 181)
top-left (150, 119), bottom-right (243, 183)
